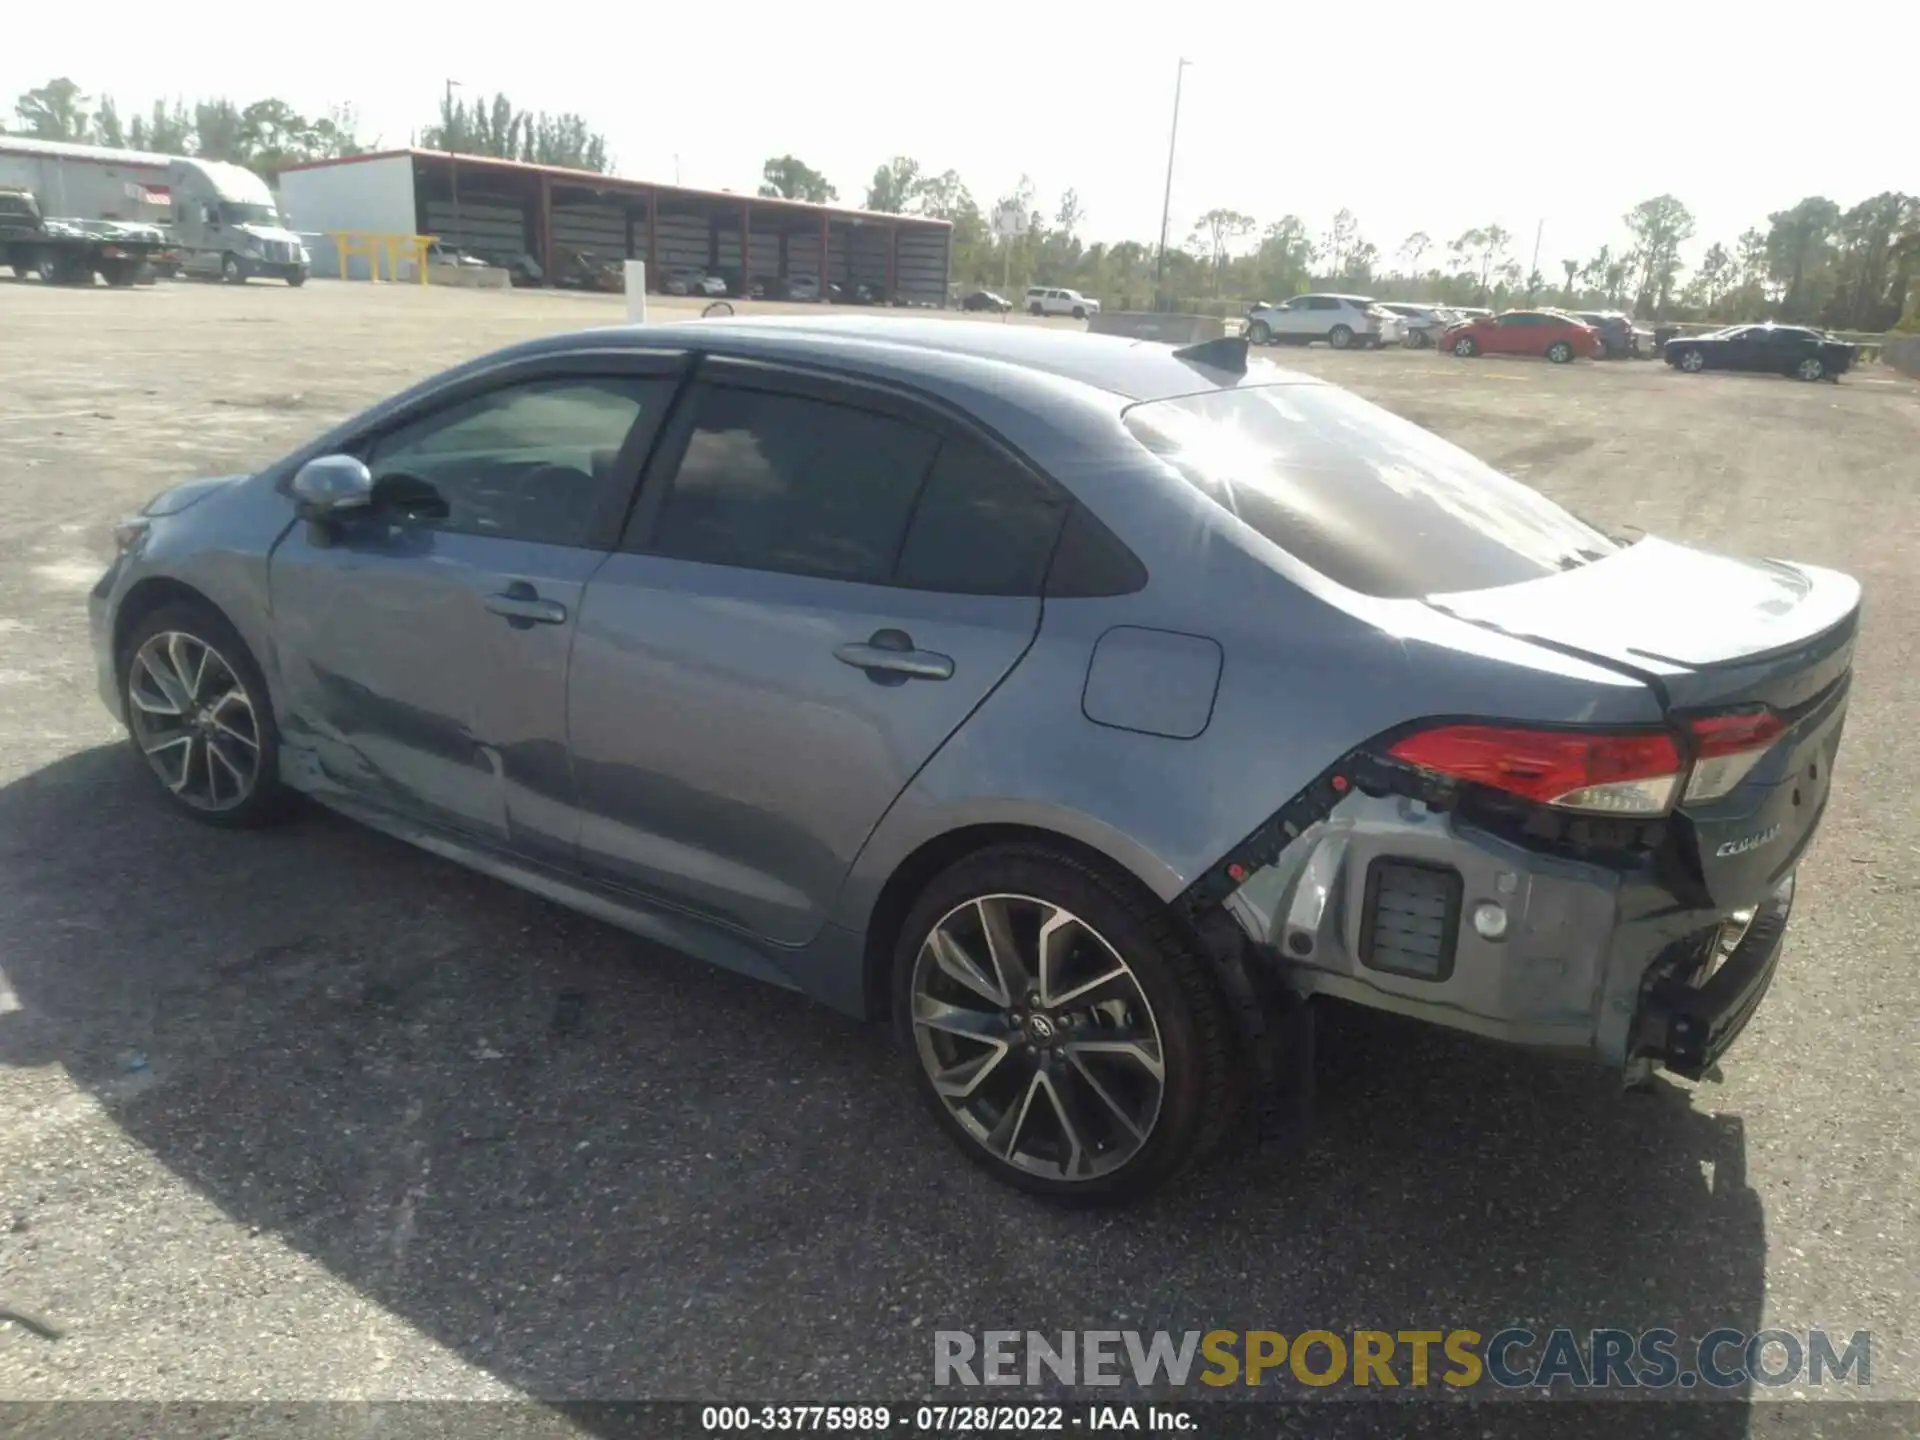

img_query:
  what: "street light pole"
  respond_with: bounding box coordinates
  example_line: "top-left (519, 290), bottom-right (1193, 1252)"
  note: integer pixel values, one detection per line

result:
top-left (1154, 57), bottom-right (1191, 300)
top-left (445, 78), bottom-right (462, 253)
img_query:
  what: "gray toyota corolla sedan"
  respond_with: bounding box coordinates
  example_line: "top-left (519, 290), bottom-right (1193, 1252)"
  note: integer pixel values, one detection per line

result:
top-left (89, 316), bottom-right (1858, 1204)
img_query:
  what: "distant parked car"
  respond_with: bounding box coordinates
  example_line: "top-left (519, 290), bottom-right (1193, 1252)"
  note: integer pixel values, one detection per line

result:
top-left (786, 275), bottom-right (824, 303)
top-left (1024, 286), bottom-right (1101, 319)
top-left (663, 268), bottom-right (727, 298)
top-left (1663, 323), bottom-right (1856, 382)
top-left (1244, 294), bottom-right (1405, 350)
top-left (1441, 310), bottom-right (1601, 363)
top-left (1377, 302), bottom-right (1459, 349)
top-left (1571, 310), bottom-right (1651, 359)
top-left (961, 289), bottom-right (1013, 313)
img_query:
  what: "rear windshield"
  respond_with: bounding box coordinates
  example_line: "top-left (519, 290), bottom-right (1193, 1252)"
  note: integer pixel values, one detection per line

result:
top-left (1123, 384), bottom-right (1619, 598)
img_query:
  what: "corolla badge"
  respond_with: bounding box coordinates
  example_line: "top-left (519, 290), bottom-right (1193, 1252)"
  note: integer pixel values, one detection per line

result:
top-left (1716, 824), bottom-right (1783, 858)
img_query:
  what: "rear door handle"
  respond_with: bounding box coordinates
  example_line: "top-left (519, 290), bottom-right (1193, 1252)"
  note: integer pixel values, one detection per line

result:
top-left (834, 629), bottom-right (954, 682)
top-left (485, 581), bottom-right (567, 625)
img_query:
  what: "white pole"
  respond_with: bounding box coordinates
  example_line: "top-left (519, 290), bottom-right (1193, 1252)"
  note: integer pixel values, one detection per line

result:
top-left (624, 260), bottom-right (647, 322)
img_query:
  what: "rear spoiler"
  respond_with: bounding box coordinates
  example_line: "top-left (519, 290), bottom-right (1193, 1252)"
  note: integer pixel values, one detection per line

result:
top-left (1171, 335), bottom-right (1250, 375)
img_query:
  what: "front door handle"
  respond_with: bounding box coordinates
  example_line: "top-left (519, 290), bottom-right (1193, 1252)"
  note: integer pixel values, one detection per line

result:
top-left (834, 629), bottom-right (954, 682)
top-left (485, 581), bottom-right (567, 626)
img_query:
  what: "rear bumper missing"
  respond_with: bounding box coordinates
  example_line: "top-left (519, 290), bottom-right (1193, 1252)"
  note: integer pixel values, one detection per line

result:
top-left (1637, 874), bottom-right (1793, 1079)
top-left (1205, 790), bottom-right (1796, 1078)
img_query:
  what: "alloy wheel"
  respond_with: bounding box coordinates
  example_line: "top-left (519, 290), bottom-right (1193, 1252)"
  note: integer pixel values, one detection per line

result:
top-left (910, 893), bottom-right (1166, 1182)
top-left (1796, 357), bottom-right (1824, 381)
top-left (126, 630), bottom-right (263, 812)
top-left (1680, 349), bottom-right (1705, 372)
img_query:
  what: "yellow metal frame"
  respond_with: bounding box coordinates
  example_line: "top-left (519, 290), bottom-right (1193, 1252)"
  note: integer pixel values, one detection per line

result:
top-left (329, 230), bottom-right (437, 284)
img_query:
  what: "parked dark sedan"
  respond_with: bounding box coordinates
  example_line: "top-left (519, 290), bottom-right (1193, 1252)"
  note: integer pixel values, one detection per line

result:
top-left (1664, 323), bottom-right (1856, 382)
top-left (960, 289), bottom-right (1012, 313)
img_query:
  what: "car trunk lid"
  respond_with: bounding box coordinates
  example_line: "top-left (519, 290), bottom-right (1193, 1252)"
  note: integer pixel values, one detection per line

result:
top-left (1427, 536), bottom-right (1860, 906)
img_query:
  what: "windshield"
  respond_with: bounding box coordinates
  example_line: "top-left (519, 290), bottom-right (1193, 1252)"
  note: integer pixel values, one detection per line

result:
top-left (220, 201), bottom-right (281, 226)
top-left (1123, 384), bottom-right (1620, 598)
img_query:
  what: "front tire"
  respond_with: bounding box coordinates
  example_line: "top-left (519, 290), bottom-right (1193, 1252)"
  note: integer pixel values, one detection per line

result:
top-left (1546, 340), bottom-right (1574, 364)
top-left (1452, 335), bottom-right (1479, 357)
top-left (119, 601), bottom-right (290, 829)
top-left (286, 268), bottom-right (308, 288)
top-left (1248, 319), bottom-right (1272, 345)
top-left (894, 844), bottom-right (1238, 1206)
top-left (221, 253), bottom-right (246, 284)
top-left (1677, 347), bottom-right (1706, 373)
top-left (1327, 324), bottom-right (1354, 350)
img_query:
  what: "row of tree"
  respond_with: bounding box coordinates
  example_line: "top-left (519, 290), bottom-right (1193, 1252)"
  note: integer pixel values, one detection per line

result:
top-left (758, 148), bottom-right (1917, 331)
top-left (14, 75), bottom-right (1914, 329)
top-left (9, 76), bottom-right (613, 178)
top-left (10, 76), bottom-right (367, 175)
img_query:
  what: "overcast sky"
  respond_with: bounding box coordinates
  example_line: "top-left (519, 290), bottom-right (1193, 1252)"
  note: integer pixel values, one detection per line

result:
top-left (7, 0), bottom-right (1915, 271)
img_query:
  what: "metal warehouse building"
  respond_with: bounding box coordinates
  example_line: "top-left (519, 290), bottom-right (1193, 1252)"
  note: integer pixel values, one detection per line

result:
top-left (278, 150), bottom-right (954, 303)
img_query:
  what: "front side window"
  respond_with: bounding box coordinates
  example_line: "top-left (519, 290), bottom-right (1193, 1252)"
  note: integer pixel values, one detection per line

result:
top-left (1123, 383), bottom-right (1619, 598)
top-left (366, 376), bottom-right (664, 548)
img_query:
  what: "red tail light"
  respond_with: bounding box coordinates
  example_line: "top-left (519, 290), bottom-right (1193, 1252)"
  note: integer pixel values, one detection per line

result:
top-left (1682, 709), bottom-right (1784, 803)
top-left (1388, 725), bottom-right (1684, 816)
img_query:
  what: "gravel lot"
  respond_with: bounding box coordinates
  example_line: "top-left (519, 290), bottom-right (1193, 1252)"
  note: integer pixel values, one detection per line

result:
top-left (0, 279), bottom-right (1916, 1423)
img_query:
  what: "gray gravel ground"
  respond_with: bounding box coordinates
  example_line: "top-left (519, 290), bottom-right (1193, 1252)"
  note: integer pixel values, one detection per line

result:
top-left (0, 280), bottom-right (1915, 1428)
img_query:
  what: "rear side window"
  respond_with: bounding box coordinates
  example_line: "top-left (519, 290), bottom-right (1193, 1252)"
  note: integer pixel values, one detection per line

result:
top-left (894, 438), bottom-right (1068, 595)
top-left (648, 386), bottom-right (938, 583)
top-left (1123, 384), bottom-right (1618, 598)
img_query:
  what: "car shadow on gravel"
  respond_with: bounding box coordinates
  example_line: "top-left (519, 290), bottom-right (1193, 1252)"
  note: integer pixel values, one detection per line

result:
top-left (0, 746), bottom-right (1761, 1432)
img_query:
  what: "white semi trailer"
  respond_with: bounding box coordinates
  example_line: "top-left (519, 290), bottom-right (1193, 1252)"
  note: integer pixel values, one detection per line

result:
top-left (0, 136), bottom-right (311, 285)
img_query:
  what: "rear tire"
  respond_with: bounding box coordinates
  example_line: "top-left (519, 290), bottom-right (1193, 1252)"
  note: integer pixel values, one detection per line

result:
top-left (893, 844), bottom-right (1241, 1206)
top-left (1794, 357), bottom-right (1825, 382)
top-left (118, 601), bottom-right (292, 829)
top-left (1327, 324), bottom-right (1354, 350)
top-left (1029, 302), bottom-right (1044, 316)
top-left (1546, 340), bottom-right (1574, 364)
top-left (100, 259), bottom-right (140, 288)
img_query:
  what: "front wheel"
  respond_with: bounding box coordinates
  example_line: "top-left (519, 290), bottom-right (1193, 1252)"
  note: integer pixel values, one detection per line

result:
top-left (221, 253), bottom-right (245, 284)
top-left (895, 845), bottom-right (1239, 1206)
top-left (286, 268), bottom-right (308, 288)
top-left (100, 259), bottom-right (140, 287)
top-left (1794, 357), bottom-right (1825, 382)
top-left (1546, 340), bottom-right (1574, 364)
top-left (1248, 319), bottom-right (1272, 345)
top-left (119, 602), bottom-right (291, 828)
top-left (1405, 329), bottom-right (1430, 349)
top-left (1677, 348), bottom-right (1706, 373)
top-left (1071, 306), bottom-right (1086, 320)
top-left (1327, 323), bottom-right (1354, 350)
top-left (1452, 335), bottom-right (1479, 357)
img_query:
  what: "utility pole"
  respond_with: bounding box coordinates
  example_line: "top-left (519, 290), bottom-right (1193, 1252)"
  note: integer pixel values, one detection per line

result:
top-left (1154, 57), bottom-right (1191, 302)
top-left (1529, 218), bottom-right (1544, 296)
top-left (445, 78), bottom-right (462, 253)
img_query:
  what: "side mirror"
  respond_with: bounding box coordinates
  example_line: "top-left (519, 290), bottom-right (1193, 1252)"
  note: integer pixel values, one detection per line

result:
top-left (291, 454), bottom-right (373, 520)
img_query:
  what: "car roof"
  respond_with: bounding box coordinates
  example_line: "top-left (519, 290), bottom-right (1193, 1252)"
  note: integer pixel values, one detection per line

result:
top-left (511, 315), bottom-right (1323, 405)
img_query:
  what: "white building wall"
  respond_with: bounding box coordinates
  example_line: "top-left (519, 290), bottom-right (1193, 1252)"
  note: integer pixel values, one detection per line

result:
top-left (278, 155), bottom-right (419, 279)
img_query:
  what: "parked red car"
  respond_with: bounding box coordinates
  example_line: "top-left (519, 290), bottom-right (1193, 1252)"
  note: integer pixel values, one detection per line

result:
top-left (1439, 310), bottom-right (1602, 363)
